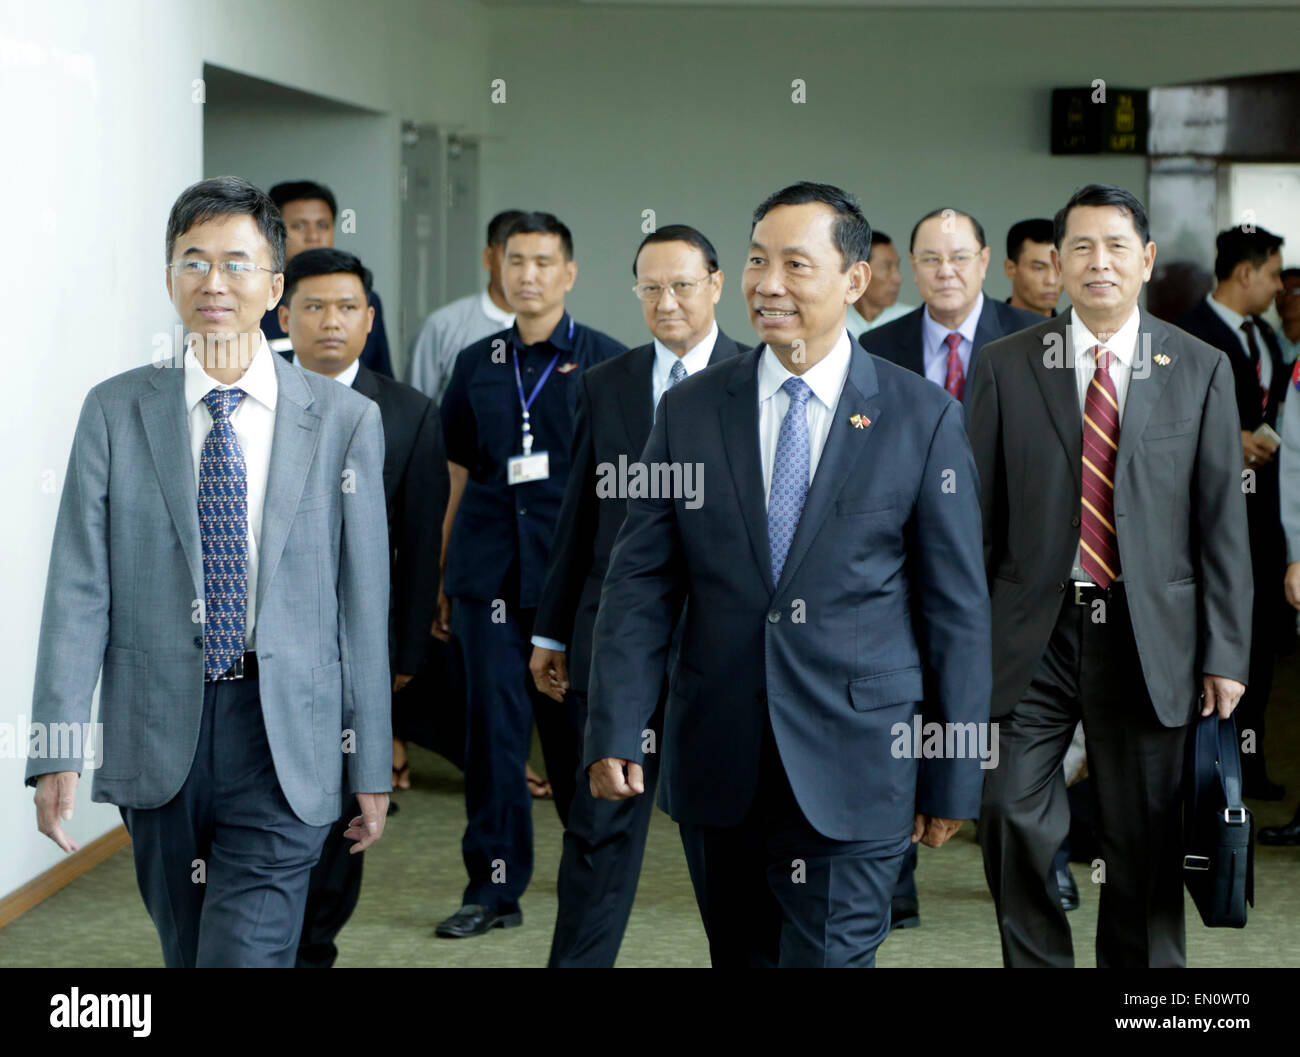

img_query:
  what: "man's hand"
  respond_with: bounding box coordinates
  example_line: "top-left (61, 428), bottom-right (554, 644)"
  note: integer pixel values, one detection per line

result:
top-left (912, 814), bottom-right (962, 848)
top-left (588, 757), bottom-right (644, 800)
top-left (529, 647), bottom-right (569, 702)
top-left (345, 792), bottom-right (389, 853)
top-left (34, 771), bottom-right (81, 853)
top-left (1285, 562), bottom-right (1300, 610)
top-left (1202, 673), bottom-right (1246, 718)
top-left (1242, 429), bottom-right (1278, 468)
top-left (431, 591), bottom-right (452, 642)
top-left (393, 673), bottom-right (414, 692)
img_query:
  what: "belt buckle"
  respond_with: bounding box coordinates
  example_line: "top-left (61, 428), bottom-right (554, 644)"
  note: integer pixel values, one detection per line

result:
top-left (1183, 854), bottom-right (1211, 871)
top-left (1224, 807), bottom-right (1247, 825)
top-left (219, 652), bottom-right (246, 681)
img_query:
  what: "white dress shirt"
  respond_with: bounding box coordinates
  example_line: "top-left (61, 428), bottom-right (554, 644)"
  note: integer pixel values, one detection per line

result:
top-left (292, 352), bottom-right (360, 388)
top-left (1206, 293), bottom-right (1272, 391)
top-left (1068, 307), bottom-right (1140, 582)
top-left (184, 332), bottom-right (279, 647)
top-left (652, 321), bottom-right (718, 409)
top-left (757, 329), bottom-right (853, 506)
top-left (921, 292), bottom-right (983, 388)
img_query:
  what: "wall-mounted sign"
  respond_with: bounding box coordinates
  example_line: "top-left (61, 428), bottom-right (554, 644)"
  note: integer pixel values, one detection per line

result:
top-left (1052, 87), bottom-right (1149, 155)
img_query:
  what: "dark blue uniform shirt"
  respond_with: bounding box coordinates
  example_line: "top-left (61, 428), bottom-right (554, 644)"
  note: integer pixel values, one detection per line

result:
top-left (440, 312), bottom-right (626, 608)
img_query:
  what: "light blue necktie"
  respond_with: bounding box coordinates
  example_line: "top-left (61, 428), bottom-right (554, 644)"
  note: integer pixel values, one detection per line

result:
top-left (668, 358), bottom-right (687, 388)
top-left (199, 388), bottom-right (248, 680)
top-left (768, 376), bottom-right (813, 584)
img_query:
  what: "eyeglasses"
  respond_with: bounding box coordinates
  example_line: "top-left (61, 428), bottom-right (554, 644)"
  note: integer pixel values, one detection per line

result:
top-left (912, 252), bottom-right (980, 272)
top-left (170, 259), bottom-right (275, 282)
top-left (633, 275), bottom-right (714, 302)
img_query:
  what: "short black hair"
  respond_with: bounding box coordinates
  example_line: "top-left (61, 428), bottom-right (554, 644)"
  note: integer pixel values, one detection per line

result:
top-left (166, 176), bottom-right (287, 272)
top-left (1282, 267), bottom-right (1300, 283)
top-left (1214, 225), bottom-right (1284, 281)
top-left (751, 182), bottom-right (872, 271)
top-left (910, 209), bottom-right (987, 253)
top-left (867, 230), bottom-right (893, 259)
top-left (1054, 184), bottom-right (1150, 248)
top-left (281, 248), bottom-right (373, 306)
top-left (487, 210), bottom-right (527, 248)
top-left (632, 224), bottom-right (720, 276)
top-left (503, 211), bottom-right (574, 260)
top-left (1006, 218), bottom-right (1056, 262)
top-left (268, 180), bottom-right (338, 221)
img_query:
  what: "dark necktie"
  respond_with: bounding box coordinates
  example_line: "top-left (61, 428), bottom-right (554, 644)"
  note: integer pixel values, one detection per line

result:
top-left (1081, 346), bottom-right (1121, 587)
top-left (768, 377), bottom-right (813, 585)
top-left (1241, 319), bottom-right (1268, 417)
top-left (199, 388), bottom-right (249, 680)
top-left (944, 332), bottom-right (965, 401)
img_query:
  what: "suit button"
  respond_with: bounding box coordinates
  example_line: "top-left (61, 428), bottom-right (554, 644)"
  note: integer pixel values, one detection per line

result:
top-left (193, 635), bottom-right (203, 648)
top-left (767, 610), bottom-right (780, 624)
top-left (1057, 580), bottom-right (1066, 592)
top-left (518, 507), bottom-right (527, 516)
top-left (1071, 515), bottom-right (1080, 528)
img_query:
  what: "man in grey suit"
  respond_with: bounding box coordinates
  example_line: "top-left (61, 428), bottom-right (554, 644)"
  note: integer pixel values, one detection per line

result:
top-left (967, 184), bottom-right (1252, 967)
top-left (27, 177), bottom-right (392, 968)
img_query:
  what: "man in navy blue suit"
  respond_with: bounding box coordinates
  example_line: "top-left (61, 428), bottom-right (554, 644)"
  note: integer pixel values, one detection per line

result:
top-left (584, 183), bottom-right (992, 967)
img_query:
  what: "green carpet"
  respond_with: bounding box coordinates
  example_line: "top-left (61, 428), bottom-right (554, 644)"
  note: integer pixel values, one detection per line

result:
top-left (4, 657), bottom-right (1300, 968)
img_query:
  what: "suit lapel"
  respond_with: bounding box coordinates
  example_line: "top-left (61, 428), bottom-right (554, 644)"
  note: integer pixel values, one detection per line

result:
top-left (1115, 312), bottom-right (1175, 480)
top-left (1028, 312), bottom-right (1082, 493)
top-left (719, 350), bottom-right (773, 590)
top-left (256, 355), bottom-right (323, 608)
top-left (971, 298), bottom-right (1004, 371)
top-left (903, 310), bottom-right (925, 377)
top-left (623, 346), bottom-right (655, 453)
top-left (141, 359), bottom-right (203, 599)
top-left (774, 339), bottom-right (884, 599)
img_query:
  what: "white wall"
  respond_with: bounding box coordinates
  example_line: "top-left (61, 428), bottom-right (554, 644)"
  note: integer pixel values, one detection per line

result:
top-left (0, 0), bottom-right (487, 901)
top-left (480, 3), bottom-right (1300, 344)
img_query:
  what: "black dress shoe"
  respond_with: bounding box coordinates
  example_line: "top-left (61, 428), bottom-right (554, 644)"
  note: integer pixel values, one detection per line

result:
top-left (1258, 817), bottom-right (1300, 846)
top-left (435, 904), bottom-right (523, 938)
top-left (386, 799), bottom-right (400, 816)
top-left (1243, 776), bottom-right (1287, 801)
top-left (1056, 862), bottom-right (1080, 911)
top-left (890, 899), bottom-right (920, 930)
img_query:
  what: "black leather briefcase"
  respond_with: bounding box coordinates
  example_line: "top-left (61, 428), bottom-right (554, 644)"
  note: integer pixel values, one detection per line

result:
top-left (1182, 714), bottom-right (1254, 928)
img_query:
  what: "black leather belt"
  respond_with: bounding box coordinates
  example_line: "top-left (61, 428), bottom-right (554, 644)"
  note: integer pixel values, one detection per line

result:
top-left (211, 650), bottom-right (258, 681)
top-left (1071, 580), bottom-right (1123, 605)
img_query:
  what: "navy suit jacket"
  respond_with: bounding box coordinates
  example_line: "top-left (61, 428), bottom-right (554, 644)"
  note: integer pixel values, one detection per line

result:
top-left (861, 298), bottom-right (1040, 394)
top-left (1174, 298), bottom-right (1287, 433)
top-left (586, 336), bottom-right (992, 840)
top-left (533, 332), bottom-right (746, 692)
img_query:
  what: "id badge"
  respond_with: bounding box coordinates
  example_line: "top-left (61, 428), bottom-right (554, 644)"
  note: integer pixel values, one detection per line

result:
top-left (507, 451), bottom-right (550, 485)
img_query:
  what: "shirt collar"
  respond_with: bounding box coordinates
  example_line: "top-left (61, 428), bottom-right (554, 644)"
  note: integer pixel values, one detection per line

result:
top-left (653, 321), bottom-right (718, 375)
top-left (923, 291), bottom-right (984, 350)
top-left (292, 352), bottom-right (361, 388)
top-left (185, 331), bottom-right (278, 413)
top-left (1207, 293), bottom-right (1248, 333)
top-left (757, 327), bottom-right (853, 410)
top-left (480, 288), bottom-right (515, 327)
top-left (512, 311), bottom-right (574, 354)
top-left (1068, 305), bottom-right (1141, 366)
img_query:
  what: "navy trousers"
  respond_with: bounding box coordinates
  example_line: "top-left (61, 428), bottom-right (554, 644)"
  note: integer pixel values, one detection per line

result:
top-left (678, 722), bottom-right (911, 968)
top-left (548, 691), bottom-right (662, 967)
top-left (453, 596), bottom-right (581, 910)
top-left (120, 676), bottom-right (331, 968)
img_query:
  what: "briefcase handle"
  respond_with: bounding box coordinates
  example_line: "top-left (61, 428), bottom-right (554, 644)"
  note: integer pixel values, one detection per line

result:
top-left (1189, 713), bottom-right (1246, 824)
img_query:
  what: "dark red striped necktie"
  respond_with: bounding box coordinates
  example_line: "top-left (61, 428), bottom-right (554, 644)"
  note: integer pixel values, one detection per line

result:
top-left (1081, 345), bottom-right (1121, 587)
top-left (944, 332), bottom-right (965, 400)
top-left (1241, 320), bottom-right (1269, 417)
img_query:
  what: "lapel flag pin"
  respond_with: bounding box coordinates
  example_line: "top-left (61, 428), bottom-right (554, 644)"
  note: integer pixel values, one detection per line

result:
top-left (849, 413), bottom-right (870, 429)
top-left (1153, 353), bottom-right (1171, 366)
top-left (556, 362), bottom-right (579, 374)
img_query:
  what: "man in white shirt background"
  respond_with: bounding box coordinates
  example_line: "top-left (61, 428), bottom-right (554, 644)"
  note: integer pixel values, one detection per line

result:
top-left (846, 229), bottom-right (912, 338)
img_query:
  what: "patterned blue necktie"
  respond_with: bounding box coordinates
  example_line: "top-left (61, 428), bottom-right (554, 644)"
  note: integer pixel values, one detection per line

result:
top-left (668, 358), bottom-right (687, 388)
top-left (768, 376), bottom-right (813, 584)
top-left (199, 388), bottom-right (248, 680)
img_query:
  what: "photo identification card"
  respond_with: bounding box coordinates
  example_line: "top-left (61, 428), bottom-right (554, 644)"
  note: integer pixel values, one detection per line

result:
top-left (507, 451), bottom-right (550, 485)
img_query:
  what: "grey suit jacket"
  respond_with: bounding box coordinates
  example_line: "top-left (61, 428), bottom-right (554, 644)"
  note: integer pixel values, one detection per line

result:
top-left (26, 349), bottom-right (392, 826)
top-left (966, 308), bottom-right (1253, 726)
